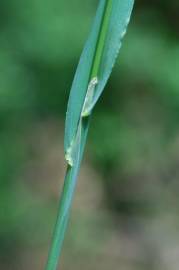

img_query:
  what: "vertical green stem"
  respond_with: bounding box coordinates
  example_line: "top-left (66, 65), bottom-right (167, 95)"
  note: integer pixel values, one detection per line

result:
top-left (45, 166), bottom-right (77, 270)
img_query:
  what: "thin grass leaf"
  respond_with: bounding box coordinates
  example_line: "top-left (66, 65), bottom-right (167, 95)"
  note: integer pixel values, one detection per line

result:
top-left (65, 0), bottom-right (134, 154)
top-left (45, 1), bottom-right (134, 269)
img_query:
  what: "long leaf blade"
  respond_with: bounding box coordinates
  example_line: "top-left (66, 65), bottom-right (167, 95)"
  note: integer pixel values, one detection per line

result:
top-left (64, 0), bottom-right (134, 156)
top-left (64, 0), bottom-right (106, 152)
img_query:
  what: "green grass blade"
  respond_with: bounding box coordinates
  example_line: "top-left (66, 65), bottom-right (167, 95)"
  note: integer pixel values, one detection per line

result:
top-left (85, 0), bottom-right (134, 113)
top-left (64, 0), bottom-right (107, 153)
top-left (64, 0), bottom-right (134, 152)
top-left (45, 1), bottom-right (134, 269)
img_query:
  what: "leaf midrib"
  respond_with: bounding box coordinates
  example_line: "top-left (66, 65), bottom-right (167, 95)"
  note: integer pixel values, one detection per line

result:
top-left (90, 0), bottom-right (113, 79)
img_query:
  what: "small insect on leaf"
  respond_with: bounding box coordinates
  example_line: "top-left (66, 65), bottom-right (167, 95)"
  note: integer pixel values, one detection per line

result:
top-left (81, 77), bottom-right (99, 117)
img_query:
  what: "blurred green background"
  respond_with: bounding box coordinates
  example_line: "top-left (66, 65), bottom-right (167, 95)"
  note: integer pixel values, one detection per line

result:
top-left (1, 0), bottom-right (179, 269)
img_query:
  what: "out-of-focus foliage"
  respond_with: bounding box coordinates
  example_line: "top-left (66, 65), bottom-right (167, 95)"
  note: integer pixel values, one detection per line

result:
top-left (0, 1), bottom-right (179, 269)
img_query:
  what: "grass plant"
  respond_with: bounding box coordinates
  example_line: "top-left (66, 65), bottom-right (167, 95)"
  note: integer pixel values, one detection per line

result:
top-left (45, 1), bottom-right (134, 269)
